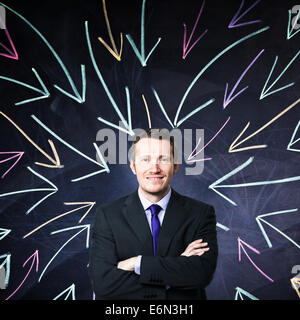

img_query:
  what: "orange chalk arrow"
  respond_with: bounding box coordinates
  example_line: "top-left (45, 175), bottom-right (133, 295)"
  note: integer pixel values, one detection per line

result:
top-left (23, 201), bottom-right (95, 239)
top-left (229, 97), bottom-right (300, 153)
top-left (98, 0), bottom-right (123, 61)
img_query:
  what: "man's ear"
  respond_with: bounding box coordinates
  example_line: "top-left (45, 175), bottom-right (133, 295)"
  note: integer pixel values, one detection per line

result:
top-left (130, 160), bottom-right (136, 175)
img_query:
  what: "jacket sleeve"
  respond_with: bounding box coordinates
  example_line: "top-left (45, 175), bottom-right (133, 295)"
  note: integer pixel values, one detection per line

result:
top-left (139, 205), bottom-right (218, 290)
top-left (88, 207), bottom-right (165, 299)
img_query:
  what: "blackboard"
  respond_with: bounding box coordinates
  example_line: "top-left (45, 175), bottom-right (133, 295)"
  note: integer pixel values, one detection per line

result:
top-left (0, 0), bottom-right (299, 300)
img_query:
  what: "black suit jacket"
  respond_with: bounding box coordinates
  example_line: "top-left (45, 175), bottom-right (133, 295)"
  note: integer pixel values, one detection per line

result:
top-left (89, 188), bottom-right (218, 300)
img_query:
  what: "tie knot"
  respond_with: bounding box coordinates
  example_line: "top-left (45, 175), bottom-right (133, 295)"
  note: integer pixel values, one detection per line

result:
top-left (149, 204), bottom-right (161, 217)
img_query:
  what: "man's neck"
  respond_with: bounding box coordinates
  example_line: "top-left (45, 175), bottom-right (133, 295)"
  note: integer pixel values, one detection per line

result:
top-left (138, 186), bottom-right (170, 203)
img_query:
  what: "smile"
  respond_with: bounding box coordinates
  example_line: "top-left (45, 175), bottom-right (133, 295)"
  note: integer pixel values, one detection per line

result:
top-left (146, 177), bottom-right (164, 181)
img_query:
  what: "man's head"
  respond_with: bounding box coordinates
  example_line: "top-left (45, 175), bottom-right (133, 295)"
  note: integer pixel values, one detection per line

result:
top-left (129, 129), bottom-right (179, 200)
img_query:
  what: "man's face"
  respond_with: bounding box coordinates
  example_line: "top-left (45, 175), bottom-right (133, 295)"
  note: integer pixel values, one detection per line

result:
top-left (130, 137), bottom-right (179, 197)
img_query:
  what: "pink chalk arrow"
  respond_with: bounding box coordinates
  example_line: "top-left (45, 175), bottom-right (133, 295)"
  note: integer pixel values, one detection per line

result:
top-left (6, 250), bottom-right (39, 300)
top-left (182, 0), bottom-right (208, 59)
top-left (223, 49), bottom-right (264, 109)
top-left (0, 27), bottom-right (18, 60)
top-left (228, 0), bottom-right (262, 28)
top-left (0, 151), bottom-right (24, 178)
top-left (187, 116), bottom-right (231, 162)
top-left (238, 237), bottom-right (273, 282)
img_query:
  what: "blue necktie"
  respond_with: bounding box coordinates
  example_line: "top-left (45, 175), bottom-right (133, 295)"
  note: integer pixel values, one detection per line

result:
top-left (149, 204), bottom-right (161, 255)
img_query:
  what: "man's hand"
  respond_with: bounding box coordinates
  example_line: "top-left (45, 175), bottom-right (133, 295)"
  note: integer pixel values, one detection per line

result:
top-left (180, 239), bottom-right (209, 257)
top-left (117, 256), bottom-right (138, 271)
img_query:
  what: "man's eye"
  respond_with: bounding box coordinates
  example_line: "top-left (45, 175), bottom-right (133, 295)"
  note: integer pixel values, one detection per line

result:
top-left (141, 158), bottom-right (148, 162)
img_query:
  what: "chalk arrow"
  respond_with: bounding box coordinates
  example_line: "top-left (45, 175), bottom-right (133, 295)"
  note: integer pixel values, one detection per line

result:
top-left (287, 9), bottom-right (300, 40)
top-left (260, 50), bottom-right (300, 99)
top-left (228, 0), bottom-right (262, 28)
top-left (256, 208), bottom-right (300, 249)
top-left (0, 227), bottom-right (11, 240)
top-left (0, 2), bottom-right (86, 103)
top-left (174, 26), bottom-right (269, 127)
top-left (287, 120), bottom-right (300, 152)
top-left (229, 97), bottom-right (300, 153)
top-left (182, 0), bottom-right (208, 59)
top-left (98, 0), bottom-right (123, 61)
top-left (187, 116), bottom-right (231, 162)
top-left (125, 0), bottom-right (161, 66)
top-left (0, 253), bottom-right (11, 288)
top-left (0, 68), bottom-right (50, 105)
top-left (238, 237), bottom-right (273, 282)
top-left (209, 156), bottom-right (300, 206)
top-left (223, 49), bottom-right (264, 108)
top-left (0, 151), bottom-right (24, 178)
top-left (234, 287), bottom-right (259, 300)
top-left (0, 111), bottom-right (62, 168)
top-left (23, 201), bottom-right (95, 239)
top-left (85, 21), bottom-right (133, 136)
top-left (53, 283), bottom-right (76, 300)
top-left (0, 27), bottom-right (18, 59)
top-left (6, 250), bottom-right (39, 300)
top-left (31, 114), bottom-right (110, 181)
top-left (38, 224), bottom-right (90, 282)
top-left (0, 166), bottom-right (58, 214)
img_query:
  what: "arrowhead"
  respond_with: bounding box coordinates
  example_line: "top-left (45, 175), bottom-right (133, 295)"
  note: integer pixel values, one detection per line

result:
top-left (223, 82), bottom-right (248, 109)
top-left (34, 139), bottom-right (63, 168)
top-left (0, 227), bottom-right (11, 240)
top-left (237, 237), bottom-right (260, 261)
top-left (23, 250), bottom-right (39, 272)
top-left (287, 120), bottom-right (300, 152)
top-left (0, 27), bottom-right (18, 60)
top-left (63, 202), bottom-right (96, 223)
top-left (228, 0), bottom-right (262, 29)
top-left (0, 151), bottom-right (24, 178)
top-left (229, 121), bottom-right (267, 153)
top-left (53, 64), bottom-right (86, 103)
top-left (98, 33), bottom-right (123, 61)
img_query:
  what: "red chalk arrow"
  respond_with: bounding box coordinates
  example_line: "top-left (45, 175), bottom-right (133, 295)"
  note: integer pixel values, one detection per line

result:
top-left (6, 250), bottom-right (39, 300)
top-left (238, 237), bottom-right (273, 282)
top-left (0, 151), bottom-right (24, 178)
top-left (0, 27), bottom-right (18, 60)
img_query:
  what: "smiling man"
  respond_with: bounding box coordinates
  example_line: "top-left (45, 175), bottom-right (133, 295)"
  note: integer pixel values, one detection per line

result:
top-left (89, 128), bottom-right (218, 300)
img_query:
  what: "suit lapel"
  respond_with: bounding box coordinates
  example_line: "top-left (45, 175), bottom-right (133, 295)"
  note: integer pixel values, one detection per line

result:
top-left (157, 189), bottom-right (187, 256)
top-left (122, 190), bottom-right (154, 255)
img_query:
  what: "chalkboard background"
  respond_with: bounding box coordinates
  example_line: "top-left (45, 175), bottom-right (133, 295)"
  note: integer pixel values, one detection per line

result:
top-left (0, 0), bottom-right (299, 300)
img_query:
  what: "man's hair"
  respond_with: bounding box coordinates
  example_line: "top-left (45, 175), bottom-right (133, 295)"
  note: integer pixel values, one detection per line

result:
top-left (128, 128), bottom-right (179, 163)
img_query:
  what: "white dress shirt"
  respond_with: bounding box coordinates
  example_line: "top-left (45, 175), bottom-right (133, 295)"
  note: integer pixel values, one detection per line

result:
top-left (134, 187), bottom-right (172, 274)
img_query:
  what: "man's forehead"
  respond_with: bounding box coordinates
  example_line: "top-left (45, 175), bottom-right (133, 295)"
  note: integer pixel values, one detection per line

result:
top-left (135, 137), bottom-right (172, 153)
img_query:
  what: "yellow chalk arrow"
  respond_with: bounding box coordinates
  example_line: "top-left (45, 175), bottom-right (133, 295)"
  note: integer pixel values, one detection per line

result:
top-left (229, 98), bottom-right (300, 153)
top-left (98, 0), bottom-right (123, 61)
top-left (0, 111), bottom-right (63, 168)
top-left (23, 201), bottom-right (96, 239)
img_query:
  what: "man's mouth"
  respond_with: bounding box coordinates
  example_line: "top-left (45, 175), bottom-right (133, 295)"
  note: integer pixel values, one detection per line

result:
top-left (146, 176), bottom-right (164, 181)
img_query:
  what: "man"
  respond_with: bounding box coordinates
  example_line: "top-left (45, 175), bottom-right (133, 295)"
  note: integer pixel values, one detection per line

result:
top-left (89, 128), bottom-right (218, 300)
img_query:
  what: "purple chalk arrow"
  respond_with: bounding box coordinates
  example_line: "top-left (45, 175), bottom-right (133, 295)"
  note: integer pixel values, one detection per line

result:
top-left (229, 0), bottom-right (262, 28)
top-left (223, 49), bottom-right (264, 109)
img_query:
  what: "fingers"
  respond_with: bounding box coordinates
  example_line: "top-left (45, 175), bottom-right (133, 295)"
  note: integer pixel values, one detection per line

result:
top-left (186, 247), bottom-right (210, 257)
top-left (181, 239), bottom-right (210, 257)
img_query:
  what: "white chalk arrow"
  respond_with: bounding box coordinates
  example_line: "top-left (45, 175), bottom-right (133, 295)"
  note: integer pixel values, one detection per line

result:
top-left (256, 208), bottom-right (300, 249)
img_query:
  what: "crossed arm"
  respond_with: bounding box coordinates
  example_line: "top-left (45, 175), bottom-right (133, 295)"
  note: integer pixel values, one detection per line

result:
top-left (117, 239), bottom-right (210, 271)
top-left (89, 206), bottom-right (218, 299)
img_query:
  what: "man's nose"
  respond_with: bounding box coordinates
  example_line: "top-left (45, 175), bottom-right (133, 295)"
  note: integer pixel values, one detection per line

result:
top-left (149, 161), bottom-right (161, 172)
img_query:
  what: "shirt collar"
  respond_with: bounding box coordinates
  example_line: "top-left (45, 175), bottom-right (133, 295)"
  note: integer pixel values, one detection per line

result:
top-left (138, 187), bottom-right (172, 211)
